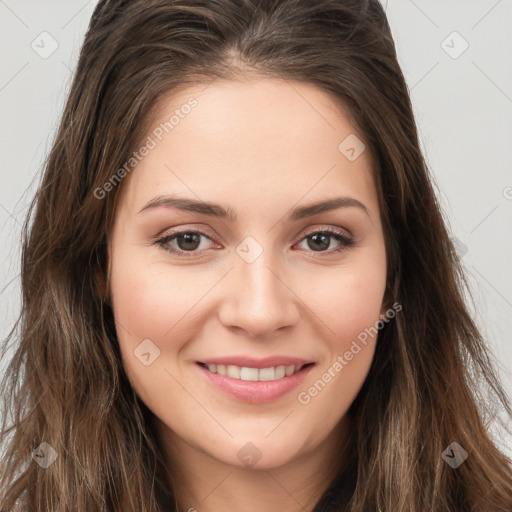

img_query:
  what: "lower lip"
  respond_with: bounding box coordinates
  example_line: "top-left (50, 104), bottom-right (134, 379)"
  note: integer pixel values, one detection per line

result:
top-left (195, 363), bottom-right (315, 404)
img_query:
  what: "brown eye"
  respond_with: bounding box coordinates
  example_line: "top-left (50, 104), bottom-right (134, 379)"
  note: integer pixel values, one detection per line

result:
top-left (175, 232), bottom-right (202, 251)
top-left (156, 230), bottom-right (214, 256)
top-left (306, 233), bottom-right (331, 251)
top-left (296, 229), bottom-right (355, 255)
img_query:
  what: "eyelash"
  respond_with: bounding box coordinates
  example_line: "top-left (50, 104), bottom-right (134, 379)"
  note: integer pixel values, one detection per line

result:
top-left (154, 227), bottom-right (355, 258)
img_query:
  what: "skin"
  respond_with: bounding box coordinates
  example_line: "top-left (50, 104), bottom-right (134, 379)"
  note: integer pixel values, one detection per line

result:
top-left (107, 78), bottom-right (388, 512)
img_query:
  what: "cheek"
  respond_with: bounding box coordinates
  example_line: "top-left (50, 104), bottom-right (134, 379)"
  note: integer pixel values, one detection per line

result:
top-left (309, 256), bottom-right (387, 349)
top-left (294, 263), bottom-right (385, 441)
top-left (110, 245), bottom-right (202, 340)
top-left (109, 253), bottom-right (171, 370)
top-left (109, 254), bottom-right (215, 381)
top-left (294, 251), bottom-right (386, 408)
top-left (111, 268), bottom-right (169, 342)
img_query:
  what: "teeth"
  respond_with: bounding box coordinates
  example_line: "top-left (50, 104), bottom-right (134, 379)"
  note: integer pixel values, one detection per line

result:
top-left (240, 367), bottom-right (259, 381)
top-left (258, 367), bottom-right (275, 381)
top-left (226, 364), bottom-right (240, 379)
top-left (205, 363), bottom-right (303, 381)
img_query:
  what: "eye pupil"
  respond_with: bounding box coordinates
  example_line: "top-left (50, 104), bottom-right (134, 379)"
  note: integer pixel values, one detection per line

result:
top-left (177, 233), bottom-right (201, 251)
top-left (308, 233), bottom-right (330, 251)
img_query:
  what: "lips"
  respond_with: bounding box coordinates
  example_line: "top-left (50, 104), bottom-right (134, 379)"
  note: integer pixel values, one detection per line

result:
top-left (195, 356), bottom-right (316, 403)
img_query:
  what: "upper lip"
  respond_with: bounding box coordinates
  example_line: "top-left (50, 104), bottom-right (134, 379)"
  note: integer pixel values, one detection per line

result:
top-left (197, 356), bottom-right (314, 369)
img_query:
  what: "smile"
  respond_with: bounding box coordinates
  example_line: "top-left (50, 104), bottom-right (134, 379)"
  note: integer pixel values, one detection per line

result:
top-left (198, 362), bottom-right (309, 381)
top-left (195, 361), bottom-right (315, 403)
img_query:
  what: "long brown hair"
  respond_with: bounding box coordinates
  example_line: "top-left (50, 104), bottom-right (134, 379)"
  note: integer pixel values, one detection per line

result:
top-left (1, 0), bottom-right (511, 510)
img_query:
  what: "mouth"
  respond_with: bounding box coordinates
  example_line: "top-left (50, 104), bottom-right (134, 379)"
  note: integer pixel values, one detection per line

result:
top-left (196, 361), bottom-right (314, 382)
top-left (195, 360), bottom-right (316, 403)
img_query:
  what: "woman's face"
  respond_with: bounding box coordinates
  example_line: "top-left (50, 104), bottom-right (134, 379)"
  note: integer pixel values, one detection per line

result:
top-left (108, 78), bottom-right (387, 470)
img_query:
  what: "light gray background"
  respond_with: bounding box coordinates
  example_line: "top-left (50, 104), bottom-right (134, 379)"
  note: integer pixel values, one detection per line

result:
top-left (1, 1), bottom-right (511, 456)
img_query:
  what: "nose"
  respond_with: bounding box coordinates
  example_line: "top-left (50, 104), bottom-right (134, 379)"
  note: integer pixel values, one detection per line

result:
top-left (217, 249), bottom-right (300, 338)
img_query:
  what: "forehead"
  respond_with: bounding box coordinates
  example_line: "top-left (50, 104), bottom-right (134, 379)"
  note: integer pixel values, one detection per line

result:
top-left (115, 78), bottom-right (379, 219)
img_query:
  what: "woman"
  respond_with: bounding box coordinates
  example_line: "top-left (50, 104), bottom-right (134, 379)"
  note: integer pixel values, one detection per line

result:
top-left (1, 0), bottom-right (511, 510)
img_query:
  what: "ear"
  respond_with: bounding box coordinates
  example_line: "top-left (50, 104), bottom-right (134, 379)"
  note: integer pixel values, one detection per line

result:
top-left (93, 263), bottom-right (111, 306)
top-left (379, 284), bottom-right (394, 320)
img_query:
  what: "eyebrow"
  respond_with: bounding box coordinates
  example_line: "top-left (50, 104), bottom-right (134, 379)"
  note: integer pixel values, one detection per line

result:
top-left (137, 195), bottom-right (370, 221)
